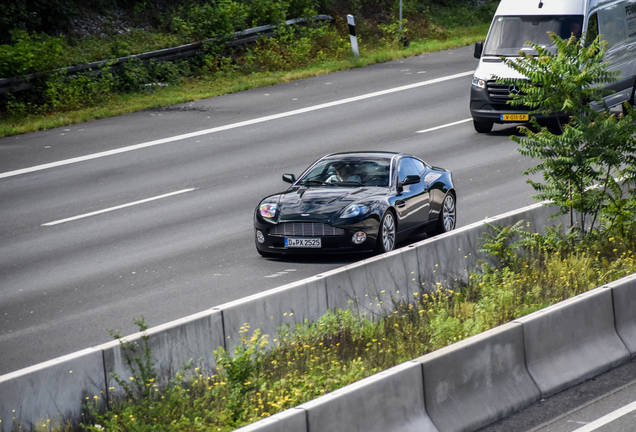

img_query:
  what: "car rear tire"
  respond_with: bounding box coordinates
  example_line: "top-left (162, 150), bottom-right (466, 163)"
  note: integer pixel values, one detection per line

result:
top-left (375, 210), bottom-right (396, 254)
top-left (428, 192), bottom-right (456, 237)
top-left (473, 120), bottom-right (493, 133)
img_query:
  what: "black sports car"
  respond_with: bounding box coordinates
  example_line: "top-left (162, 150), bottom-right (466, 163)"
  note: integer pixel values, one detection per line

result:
top-left (254, 151), bottom-right (456, 256)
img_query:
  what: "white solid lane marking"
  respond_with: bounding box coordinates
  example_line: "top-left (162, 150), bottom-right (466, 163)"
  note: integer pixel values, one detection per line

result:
top-left (415, 118), bottom-right (472, 134)
top-left (42, 188), bottom-right (195, 226)
top-left (0, 71), bottom-right (474, 180)
top-left (571, 400), bottom-right (636, 432)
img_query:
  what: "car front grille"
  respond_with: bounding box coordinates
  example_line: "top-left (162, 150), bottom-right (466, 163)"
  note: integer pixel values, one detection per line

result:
top-left (269, 222), bottom-right (345, 237)
top-left (486, 80), bottom-right (532, 111)
top-left (486, 81), bottom-right (514, 101)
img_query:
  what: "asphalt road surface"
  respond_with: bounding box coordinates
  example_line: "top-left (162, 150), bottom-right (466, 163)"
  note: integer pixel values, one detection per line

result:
top-left (478, 358), bottom-right (636, 432)
top-left (0, 45), bottom-right (539, 376)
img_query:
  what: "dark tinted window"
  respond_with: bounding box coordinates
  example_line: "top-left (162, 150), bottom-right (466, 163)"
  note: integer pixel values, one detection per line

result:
top-left (397, 158), bottom-right (420, 181)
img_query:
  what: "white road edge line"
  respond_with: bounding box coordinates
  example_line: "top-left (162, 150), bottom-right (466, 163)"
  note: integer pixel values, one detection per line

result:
top-left (0, 71), bottom-right (474, 180)
top-left (42, 188), bottom-right (196, 226)
top-left (571, 400), bottom-right (636, 432)
top-left (415, 118), bottom-right (472, 134)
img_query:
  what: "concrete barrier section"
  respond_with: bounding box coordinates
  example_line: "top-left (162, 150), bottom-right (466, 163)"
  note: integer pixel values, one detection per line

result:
top-left (414, 202), bottom-right (569, 294)
top-left (98, 309), bottom-right (224, 391)
top-left (217, 278), bottom-right (328, 354)
top-left (608, 273), bottom-right (636, 356)
top-left (487, 201), bottom-right (570, 233)
top-left (515, 287), bottom-right (630, 398)
top-left (0, 348), bottom-right (105, 431)
top-left (324, 245), bottom-right (421, 318)
top-left (416, 223), bottom-right (485, 291)
top-left (416, 322), bottom-right (540, 432)
top-left (298, 361), bottom-right (438, 432)
top-left (232, 408), bottom-right (307, 432)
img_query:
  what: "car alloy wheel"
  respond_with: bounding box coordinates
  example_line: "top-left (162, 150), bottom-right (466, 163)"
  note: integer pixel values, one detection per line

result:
top-left (428, 192), bottom-right (456, 237)
top-left (377, 211), bottom-right (396, 253)
top-left (442, 193), bottom-right (456, 232)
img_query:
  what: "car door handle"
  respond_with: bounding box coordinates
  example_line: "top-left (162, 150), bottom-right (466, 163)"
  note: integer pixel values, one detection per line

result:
top-left (395, 200), bottom-right (406, 208)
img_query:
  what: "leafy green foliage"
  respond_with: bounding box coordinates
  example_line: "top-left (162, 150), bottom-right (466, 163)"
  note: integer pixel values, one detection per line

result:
top-left (478, 220), bottom-right (526, 267)
top-left (0, 31), bottom-right (66, 77)
top-left (243, 23), bottom-right (347, 72)
top-left (499, 33), bottom-right (636, 234)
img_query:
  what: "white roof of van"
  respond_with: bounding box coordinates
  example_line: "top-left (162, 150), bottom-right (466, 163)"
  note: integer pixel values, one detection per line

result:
top-left (495, 0), bottom-right (586, 16)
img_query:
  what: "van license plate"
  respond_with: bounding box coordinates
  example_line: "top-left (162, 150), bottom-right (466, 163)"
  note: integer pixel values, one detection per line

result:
top-left (285, 238), bottom-right (321, 248)
top-left (501, 114), bottom-right (529, 121)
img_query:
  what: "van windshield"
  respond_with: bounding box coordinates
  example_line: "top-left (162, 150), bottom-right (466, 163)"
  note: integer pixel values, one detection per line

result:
top-left (483, 15), bottom-right (584, 56)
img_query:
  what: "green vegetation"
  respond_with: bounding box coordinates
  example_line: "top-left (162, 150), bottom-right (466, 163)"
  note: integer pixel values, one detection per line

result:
top-left (0, 0), bottom-right (497, 138)
top-left (500, 33), bottom-right (636, 233)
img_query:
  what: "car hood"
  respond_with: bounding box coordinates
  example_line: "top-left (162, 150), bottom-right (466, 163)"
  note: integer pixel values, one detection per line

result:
top-left (273, 186), bottom-right (386, 223)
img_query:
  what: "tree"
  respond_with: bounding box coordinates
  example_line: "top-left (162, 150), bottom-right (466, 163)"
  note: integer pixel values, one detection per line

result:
top-left (498, 32), bottom-right (636, 235)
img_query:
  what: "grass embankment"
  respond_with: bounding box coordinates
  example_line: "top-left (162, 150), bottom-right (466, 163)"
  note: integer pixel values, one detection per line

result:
top-left (75, 222), bottom-right (636, 432)
top-left (0, 24), bottom-right (488, 139)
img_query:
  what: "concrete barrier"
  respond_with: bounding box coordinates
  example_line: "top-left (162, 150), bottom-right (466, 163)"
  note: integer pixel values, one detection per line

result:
top-left (298, 361), bottom-right (438, 432)
top-left (232, 408), bottom-right (307, 432)
top-left (514, 287), bottom-right (630, 398)
top-left (416, 322), bottom-right (541, 432)
top-left (97, 309), bottom-right (225, 392)
top-left (608, 273), bottom-right (636, 357)
top-left (0, 348), bottom-right (105, 432)
top-left (323, 244), bottom-right (421, 317)
top-left (416, 203), bottom-right (571, 291)
top-left (0, 200), bottom-right (626, 431)
top-left (216, 277), bottom-right (328, 355)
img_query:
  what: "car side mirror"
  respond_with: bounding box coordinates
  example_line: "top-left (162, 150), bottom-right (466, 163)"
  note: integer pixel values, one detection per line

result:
top-left (282, 173), bottom-right (296, 184)
top-left (474, 41), bottom-right (483, 59)
top-left (402, 175), bottom-right (421, 186)
top-left (396, 178), bottom-right (403, 195)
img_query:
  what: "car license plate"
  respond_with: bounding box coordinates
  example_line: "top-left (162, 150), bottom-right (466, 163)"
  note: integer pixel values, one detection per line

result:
top-left (285, 238), bottom-right (321, 248)
top-left (501, 114), bottom-right (529, 121)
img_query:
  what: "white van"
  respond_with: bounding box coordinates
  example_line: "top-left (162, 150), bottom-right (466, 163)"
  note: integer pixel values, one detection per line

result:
top-left (470, 0), bottom-right (636, 133)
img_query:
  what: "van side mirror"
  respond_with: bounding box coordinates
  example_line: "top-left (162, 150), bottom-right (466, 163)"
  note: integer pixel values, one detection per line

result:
top-left (282, 173), bottom-right (296, 184)
top-left (474, 41), bottom-right (483, 59)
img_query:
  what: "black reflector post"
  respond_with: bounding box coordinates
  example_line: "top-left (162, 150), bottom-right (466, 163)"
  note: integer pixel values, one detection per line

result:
top-left (347, 14), bottom-right (359, 59)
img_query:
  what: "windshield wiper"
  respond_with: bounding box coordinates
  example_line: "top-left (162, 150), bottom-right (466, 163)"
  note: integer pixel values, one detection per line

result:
top-left (334, 181), bottom-right (363, 186)
top-left (300, 180), bottom-right (334, 186)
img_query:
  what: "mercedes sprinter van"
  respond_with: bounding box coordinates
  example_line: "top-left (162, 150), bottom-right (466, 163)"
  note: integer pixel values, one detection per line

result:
top-left (470, 0), bottom-right (636, 133)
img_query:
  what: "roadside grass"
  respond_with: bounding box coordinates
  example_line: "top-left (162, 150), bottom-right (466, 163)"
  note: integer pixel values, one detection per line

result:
top-left (74, 221), bottom-right (636, 432)
top-left (0, 24), bottom-right (488, 139)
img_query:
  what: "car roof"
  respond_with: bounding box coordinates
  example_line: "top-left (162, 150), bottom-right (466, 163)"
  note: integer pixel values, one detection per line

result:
top-left (322, 151), bottom-right (403, 160)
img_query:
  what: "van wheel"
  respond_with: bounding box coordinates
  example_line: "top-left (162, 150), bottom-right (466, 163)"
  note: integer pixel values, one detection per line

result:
top-left (547, 121), bottom-right (563, 135)
top-left (623, 85), bottom-right (636, 116)
top-left (473, 120), bottom-right (493, 133)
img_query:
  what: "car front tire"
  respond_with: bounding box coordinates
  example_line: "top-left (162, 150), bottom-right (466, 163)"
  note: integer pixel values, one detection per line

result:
top-left (428, 192), bottom-right (456, 237)
top-left (473, 120), bottom-right (493, 133)
top-left (376, 210), bottom-right (396, 254)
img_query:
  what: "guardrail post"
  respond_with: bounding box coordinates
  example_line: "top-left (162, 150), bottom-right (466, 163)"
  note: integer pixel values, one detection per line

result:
top-left (347, 15), bottom-right (359, 59)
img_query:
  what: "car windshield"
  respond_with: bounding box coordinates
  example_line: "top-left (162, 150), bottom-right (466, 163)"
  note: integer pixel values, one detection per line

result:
top-left (298, 158), bottom-right (391, 187)
top-left (483, 15), bottom-right (583, 56)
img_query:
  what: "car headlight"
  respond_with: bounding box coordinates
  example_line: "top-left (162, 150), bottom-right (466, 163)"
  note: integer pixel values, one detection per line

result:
top-left (472, 75), bottom-right (486, 89)
top-left (341, 203), bottom-right (370, 219)
top-left (259, 203), bottom-right (278, 218)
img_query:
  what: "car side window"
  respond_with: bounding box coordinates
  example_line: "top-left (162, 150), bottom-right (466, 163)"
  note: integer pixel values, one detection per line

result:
top-left (397, 157), bottom-right (420, 182)
top-left (411, 158), bottom-right (426, 175)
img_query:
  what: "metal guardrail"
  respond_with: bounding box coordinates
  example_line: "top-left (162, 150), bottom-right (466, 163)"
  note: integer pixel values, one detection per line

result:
top-left (0, 15), bottom-right (334, 95)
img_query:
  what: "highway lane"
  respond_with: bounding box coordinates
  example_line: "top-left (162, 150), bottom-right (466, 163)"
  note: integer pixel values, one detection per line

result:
top-left (0, 45), bottom-right (537, 375)
top-left (478, 359), bottom-right (636, 432)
